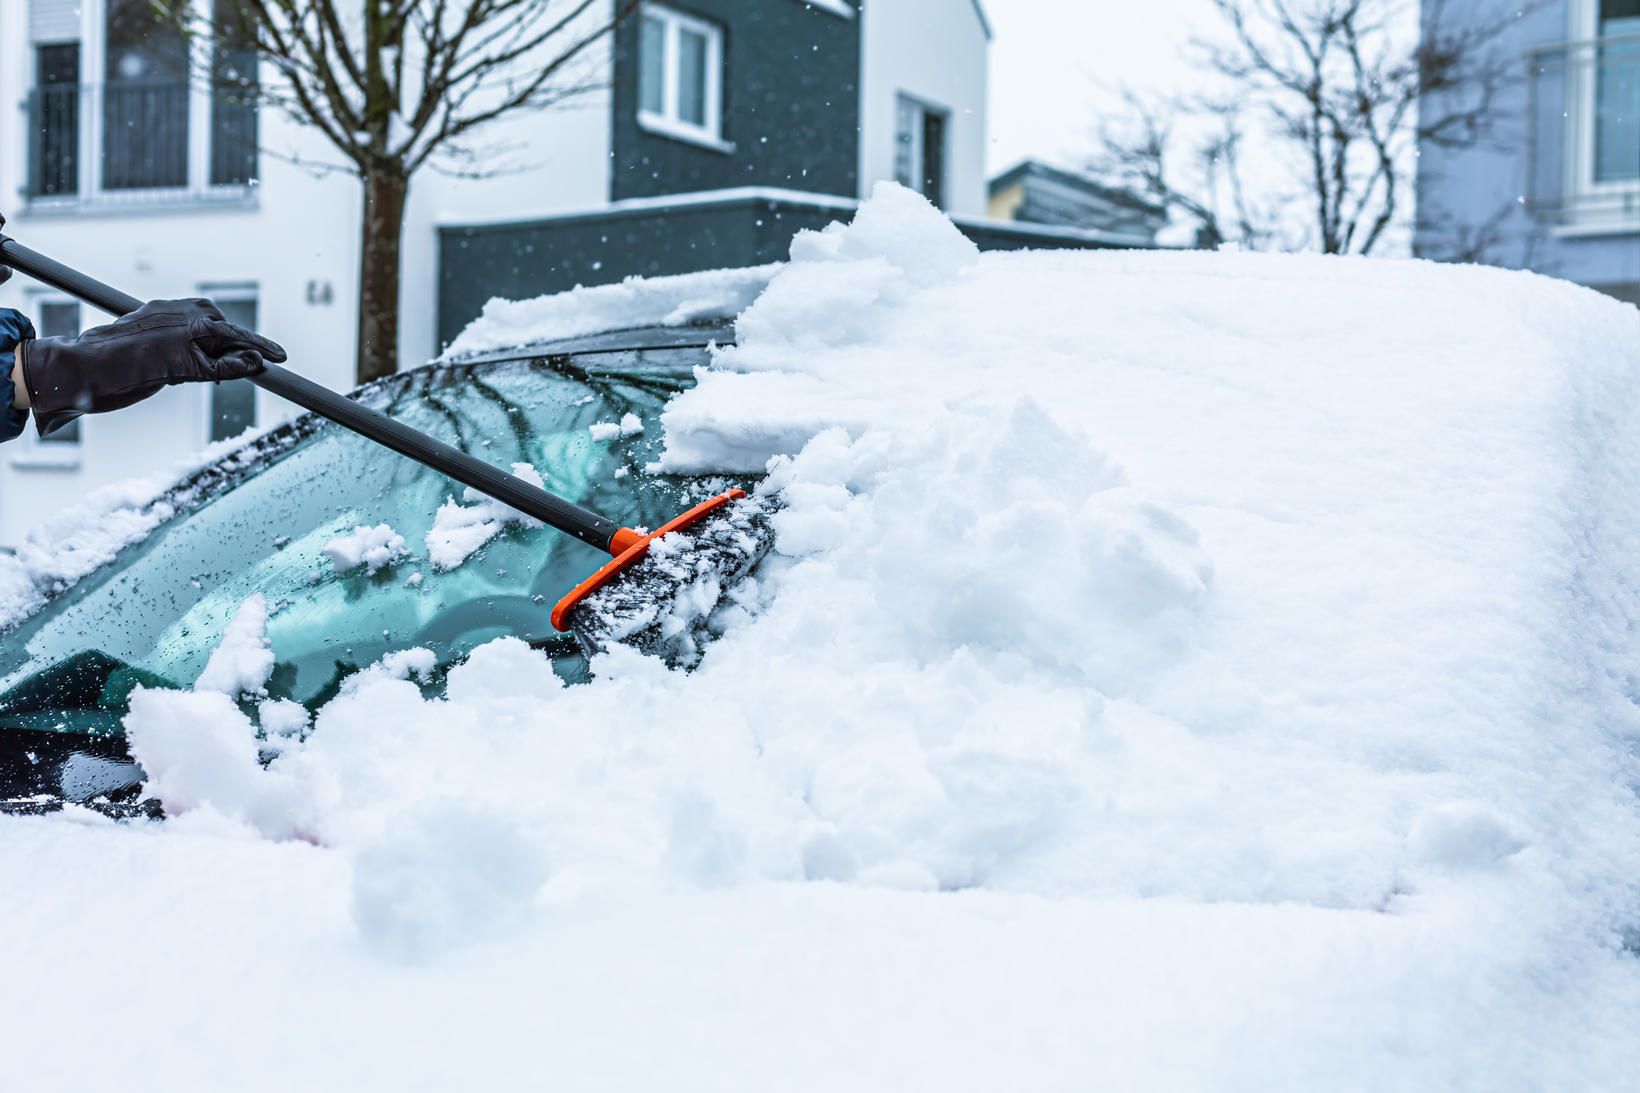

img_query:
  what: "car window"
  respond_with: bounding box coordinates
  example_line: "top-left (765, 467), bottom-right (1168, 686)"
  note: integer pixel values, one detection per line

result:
top-left (0, 346), bottom-right (709, 740)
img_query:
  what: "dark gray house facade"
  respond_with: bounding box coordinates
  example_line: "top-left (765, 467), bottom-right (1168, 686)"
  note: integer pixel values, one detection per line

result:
top-left (437, 0), bottom-right (1149, 348)
top-left (610, 0), bottom-right (862, 202)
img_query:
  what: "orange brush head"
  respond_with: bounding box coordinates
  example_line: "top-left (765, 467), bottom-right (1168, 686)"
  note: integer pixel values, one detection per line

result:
top-left (550, 489), bottom-right (747, 632)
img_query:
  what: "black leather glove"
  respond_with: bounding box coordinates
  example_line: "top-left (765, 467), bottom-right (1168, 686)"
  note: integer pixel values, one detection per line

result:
top-left (21, 298), bottom-right (287, 436)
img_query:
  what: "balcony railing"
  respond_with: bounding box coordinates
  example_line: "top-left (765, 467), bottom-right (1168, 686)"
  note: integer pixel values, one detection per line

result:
top-left (24, 80), bottom-right (258, 207)
top-left (1527, 34), bottom-right (1640, 224)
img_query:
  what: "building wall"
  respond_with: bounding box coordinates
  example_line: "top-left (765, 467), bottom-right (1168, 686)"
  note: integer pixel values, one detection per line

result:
top-left (987, 180), bottom-right (1026, 221)
top-left (0, 0), bottom-right (616, 546)
top-left (1414, 0), bottom-right (1640, 300)
top-left (859, 0), bottom-right (991, 216)
top-left (609, 0), bottom-right (862, 202)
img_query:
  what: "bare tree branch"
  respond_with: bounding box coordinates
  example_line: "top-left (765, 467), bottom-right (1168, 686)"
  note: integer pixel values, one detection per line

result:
top-left (1090, 0), bottom-right (1537, 256)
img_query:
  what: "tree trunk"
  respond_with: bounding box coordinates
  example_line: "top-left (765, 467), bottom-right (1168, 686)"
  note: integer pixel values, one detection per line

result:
top-left (356, 168), bottom-right (409, 385)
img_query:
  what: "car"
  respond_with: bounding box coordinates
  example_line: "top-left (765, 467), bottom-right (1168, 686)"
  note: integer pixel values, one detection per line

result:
top-left (0, 322), bottom-right (737, 816)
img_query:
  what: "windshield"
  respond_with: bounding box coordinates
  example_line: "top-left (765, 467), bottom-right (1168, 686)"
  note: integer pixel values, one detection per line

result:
top-left (0, 344), bottom-right (711, 743)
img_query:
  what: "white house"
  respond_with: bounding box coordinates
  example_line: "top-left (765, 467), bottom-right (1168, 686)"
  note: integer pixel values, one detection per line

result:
top-left (0, 0), bottom-right (993, 547)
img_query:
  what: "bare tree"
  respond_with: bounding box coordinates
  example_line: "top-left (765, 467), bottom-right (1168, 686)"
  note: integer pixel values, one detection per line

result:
top-left (1092, 0), bottom-right (1531, 256)
top-left (176, 0), bottom-right (637, 383)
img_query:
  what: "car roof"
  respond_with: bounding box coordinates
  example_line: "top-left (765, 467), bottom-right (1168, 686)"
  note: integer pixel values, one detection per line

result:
top-left (446, 320), bottom-right (738, 365)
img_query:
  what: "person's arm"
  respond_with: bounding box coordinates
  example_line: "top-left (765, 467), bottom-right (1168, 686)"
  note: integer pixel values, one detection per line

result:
top-left (0, 308), bottom-right (36, 444)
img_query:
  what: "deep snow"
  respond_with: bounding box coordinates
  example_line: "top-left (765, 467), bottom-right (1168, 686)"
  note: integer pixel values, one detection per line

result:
top-left (6, 183), bottom-right (1640, 1089)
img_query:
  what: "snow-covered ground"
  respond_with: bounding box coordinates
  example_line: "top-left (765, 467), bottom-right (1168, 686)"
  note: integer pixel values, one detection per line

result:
top-left (5, 183), bottom-right (1640, 1089)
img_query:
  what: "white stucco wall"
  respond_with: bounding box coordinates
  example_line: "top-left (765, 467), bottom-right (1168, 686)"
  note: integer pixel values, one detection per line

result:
top-left (0, 0), bottom-right (614, 547)
top-left (858, 0), bottom-right (991, 216)
top-left (400, 31), bottom-right (614, 363)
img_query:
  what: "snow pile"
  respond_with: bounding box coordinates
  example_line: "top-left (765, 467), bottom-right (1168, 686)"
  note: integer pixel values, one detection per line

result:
top-left (193, 593), bottom-right (275, 697)
top-left (323, 523), bottom-right (409, 574)
top-left (9, 183), bottom-right (1640, 1086)
top-left (424, 463), bottom-right (546, 571)
top-left (588, 412), bottom-right (644, 441)
top-left (441, 265), bottom-right (778, 359)
top-left (125, 596), bottom-right (321, 842)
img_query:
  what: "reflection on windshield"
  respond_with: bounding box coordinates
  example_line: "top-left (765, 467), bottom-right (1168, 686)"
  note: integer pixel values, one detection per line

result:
top-left (0, 348), bottom-right (708, 742)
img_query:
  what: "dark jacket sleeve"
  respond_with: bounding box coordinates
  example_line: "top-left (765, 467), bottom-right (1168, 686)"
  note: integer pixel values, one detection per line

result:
top-left (0, 308), bottom-right (34, 443)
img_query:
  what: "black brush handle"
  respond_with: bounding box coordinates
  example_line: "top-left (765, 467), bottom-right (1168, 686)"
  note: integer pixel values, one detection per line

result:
top-left (0, 232), bottom-right (623, 553)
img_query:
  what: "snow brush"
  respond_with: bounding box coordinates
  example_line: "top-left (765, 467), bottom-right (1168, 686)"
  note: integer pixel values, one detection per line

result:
top-left (0, 219), bottom-right (774, 666)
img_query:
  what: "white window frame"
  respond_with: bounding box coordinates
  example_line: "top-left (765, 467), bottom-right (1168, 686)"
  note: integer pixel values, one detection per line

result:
top-left (636, 3), bottom-right (733, 154)
top-left (10, 293), bottom-right (85, 470)
top-left (1563, 0), bottom-right (1640, 228)
top-left (195, 282), bottom-right (261, 447)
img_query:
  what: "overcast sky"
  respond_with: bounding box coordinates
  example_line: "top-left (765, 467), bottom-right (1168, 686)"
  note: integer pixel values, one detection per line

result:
top-left (984, 0), bottom-right (1208, 175)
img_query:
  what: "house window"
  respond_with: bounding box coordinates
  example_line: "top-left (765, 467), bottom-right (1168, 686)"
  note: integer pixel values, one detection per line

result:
top-left (895, 95), bottom-right (948, 209)
top-left (211, 0), bottom-right (260, 186)
top-left (30, 43), bottom-right (80, 197)
top-left (637, 4), bottom-right (727, 149)
top-left (12, 299), bottom-right (83, 467)
top-left (26, 0), bottom-right (258, 204)
top-left (104, 0), bottom-right (190, 190)
top-left (204, 292), bottom-right (260, 443)
top-left (1594, 0), bottom-right (1640, 184)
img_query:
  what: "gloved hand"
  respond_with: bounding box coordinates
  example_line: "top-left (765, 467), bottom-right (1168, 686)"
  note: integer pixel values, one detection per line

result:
top-left (20, 298), bottom-right (287, 435)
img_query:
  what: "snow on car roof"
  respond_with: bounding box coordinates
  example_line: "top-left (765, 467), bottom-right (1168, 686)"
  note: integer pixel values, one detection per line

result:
top-left (439, 264), bottom-right (780, 361)
top-left (12, 182), bottom-right (1640, 1086)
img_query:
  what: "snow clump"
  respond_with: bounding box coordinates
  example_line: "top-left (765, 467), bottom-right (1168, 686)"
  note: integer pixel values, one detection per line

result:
top-left (322, 523), bottom-right (409, 575)
top-left (588, 412), bottom-right (644, 441)
top-left (192, 593), bottom-right (275, 698)
top-left (424, 463), bottom-right (547, 571)
top-left (125, 596), bottom-right (321, 841)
